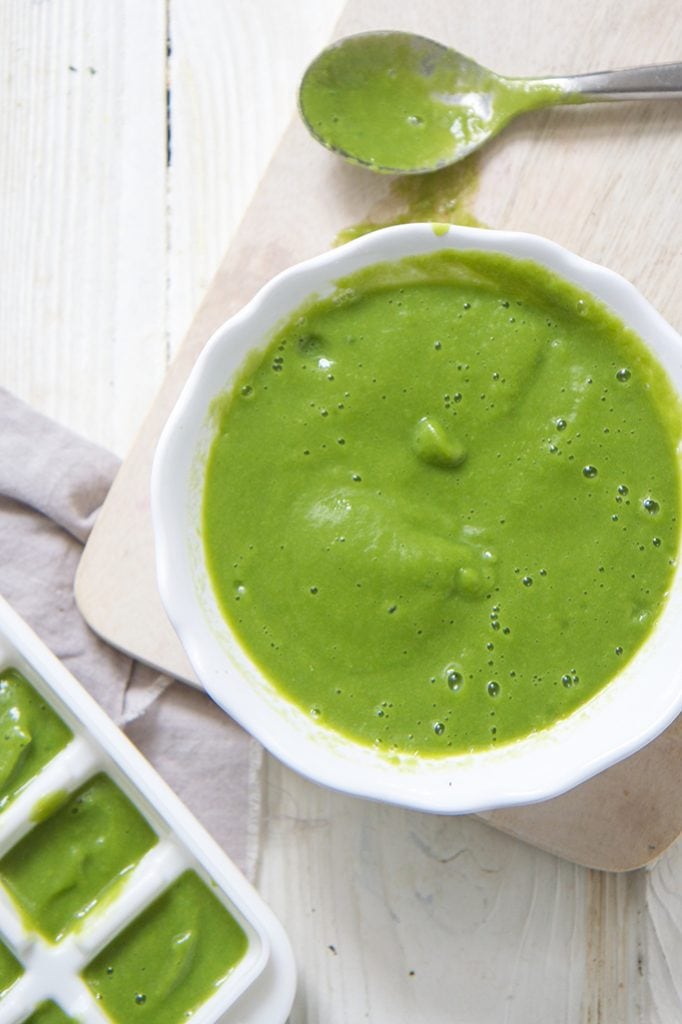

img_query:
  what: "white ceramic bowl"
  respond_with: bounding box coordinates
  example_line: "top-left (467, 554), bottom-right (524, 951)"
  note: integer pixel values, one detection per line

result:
top-left (151, 223), bottom-right (682, 814)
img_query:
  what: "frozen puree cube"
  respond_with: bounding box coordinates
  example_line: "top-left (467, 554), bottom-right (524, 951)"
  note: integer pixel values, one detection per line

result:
top-left (0, 773), bottom-right (157, 941)
top-left (0, 669), bottom-right (72, 811)
top-left (0, 936), bottom-right (22, 995)
top-left (23, 1001), bottom-right (78, 1023)
top-left (83, 870), bottom-right (249, 1023)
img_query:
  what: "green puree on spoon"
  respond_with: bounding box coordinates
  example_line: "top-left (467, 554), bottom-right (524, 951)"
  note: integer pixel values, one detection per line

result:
top-left (299, 31), bottom-right (682, 173)
top-left (0, 773), bottom-right (157, 942)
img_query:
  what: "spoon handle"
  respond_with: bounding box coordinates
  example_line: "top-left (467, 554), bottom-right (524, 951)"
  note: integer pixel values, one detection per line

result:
top-left (552, 62), bottom-right (682, 100)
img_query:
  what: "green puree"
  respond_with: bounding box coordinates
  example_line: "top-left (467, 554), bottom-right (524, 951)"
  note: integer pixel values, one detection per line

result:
top-left (299, 33), bottom-right (564, 173)
top-left (0, 773), bottom-right (157, 941)
top-left (23, 1002), bottom-right (78, 1024)
top-left (84, 870), bottom-right (248, 1023)
top-left (0, 669), bottom-right (72, 812)
top-left (0, 937), bottom-right (22, 995)
top-left (202, 250), bottom-right (682, 756)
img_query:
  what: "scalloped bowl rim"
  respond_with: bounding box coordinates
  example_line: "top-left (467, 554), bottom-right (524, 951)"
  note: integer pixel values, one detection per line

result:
top-left (151, 223), bottom-right (682, 814)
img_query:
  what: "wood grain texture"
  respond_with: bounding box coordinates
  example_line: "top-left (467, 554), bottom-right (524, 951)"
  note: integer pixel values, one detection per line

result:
top-left (165, 0), bottom-right (348, 359)
top-left (0, 0), bottom-right (343, 456)
top-left (257, 755), bottom-right (665, 1023)
top-left (0, 0), bottom-right (169, 454)
top-left (480, 715), bottom-right (682, 871)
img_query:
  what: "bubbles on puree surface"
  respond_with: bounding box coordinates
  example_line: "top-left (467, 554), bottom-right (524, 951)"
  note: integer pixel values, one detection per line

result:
top-left (446, 668), bottom-right (463, 692)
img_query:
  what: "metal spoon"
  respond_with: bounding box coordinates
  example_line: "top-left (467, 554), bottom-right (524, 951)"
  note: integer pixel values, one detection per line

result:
top-left (298, 30), bottom-right (682, 174)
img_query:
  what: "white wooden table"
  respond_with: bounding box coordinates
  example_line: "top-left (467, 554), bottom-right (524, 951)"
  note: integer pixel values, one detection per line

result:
top-left (1, 3), bottom-right (681, 1022)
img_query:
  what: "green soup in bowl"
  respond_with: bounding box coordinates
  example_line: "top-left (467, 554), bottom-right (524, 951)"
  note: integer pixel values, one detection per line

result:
top-left (152, 224), bottom-right (682, 813)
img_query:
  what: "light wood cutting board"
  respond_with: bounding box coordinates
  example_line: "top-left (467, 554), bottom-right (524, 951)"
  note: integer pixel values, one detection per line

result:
top-left (75, 0), bottom-right (682, 870)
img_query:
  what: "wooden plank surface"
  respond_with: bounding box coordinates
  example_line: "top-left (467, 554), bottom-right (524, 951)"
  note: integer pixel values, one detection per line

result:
top-left (0, 0), bottom-right (169, 455)
top-left (2, 0), bottom-right (682, 1020)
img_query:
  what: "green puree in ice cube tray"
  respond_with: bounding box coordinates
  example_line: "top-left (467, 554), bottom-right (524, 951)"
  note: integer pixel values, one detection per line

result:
top-left (0, 669), bottom-right (252, 1023)
top-left (84, 870), bottom-right (249, 1022)
top-left (0, 936), bottom-right (22, 995)
top-left (0, 668), bottom-right (72, 810)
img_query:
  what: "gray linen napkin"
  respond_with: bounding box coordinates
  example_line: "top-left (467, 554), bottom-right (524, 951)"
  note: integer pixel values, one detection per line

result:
top-left (0, 388), bottom-right (260, 878)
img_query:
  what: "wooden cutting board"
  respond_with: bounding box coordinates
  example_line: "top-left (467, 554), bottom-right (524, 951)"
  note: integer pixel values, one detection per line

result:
top-left (75, 0), bottom-right (682, 870)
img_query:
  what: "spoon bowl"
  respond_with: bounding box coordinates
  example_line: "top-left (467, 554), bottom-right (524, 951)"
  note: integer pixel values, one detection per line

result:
top-left (298, 31), bottom-right (682, 174)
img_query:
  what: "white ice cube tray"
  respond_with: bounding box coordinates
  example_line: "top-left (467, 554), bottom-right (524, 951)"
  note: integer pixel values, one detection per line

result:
top-left (0, 595), bottom-right (295, 1024)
